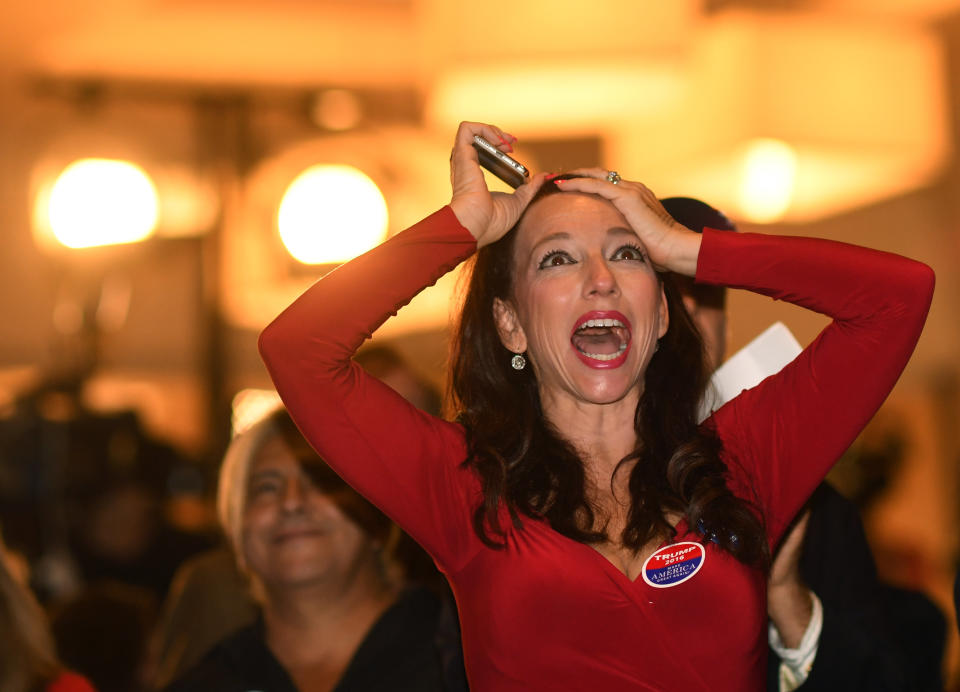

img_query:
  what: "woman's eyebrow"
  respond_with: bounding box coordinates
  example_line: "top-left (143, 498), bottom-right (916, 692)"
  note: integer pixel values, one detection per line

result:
top-left (529, 231), bottom-right (571, 252)
top-left (532, 227), bottom-right (636, 249)
top-left (248, 469), bottom-right (284, 482)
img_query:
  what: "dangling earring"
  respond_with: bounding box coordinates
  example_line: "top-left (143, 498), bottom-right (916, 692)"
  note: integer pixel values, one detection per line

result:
top-left (511, 353), bottom-right (526, 370)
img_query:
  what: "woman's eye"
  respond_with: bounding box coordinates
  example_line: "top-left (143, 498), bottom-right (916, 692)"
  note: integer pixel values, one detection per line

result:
top-left (612, 245), bottom-right (645, 261)
top-left (538, 251), bottom-right (574, 269)
top-left (249, 481), bottom-right (280, 498)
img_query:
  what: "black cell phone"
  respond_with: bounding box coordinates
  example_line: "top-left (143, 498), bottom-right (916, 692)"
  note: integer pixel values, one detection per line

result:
top-left (472, 135), bottom-right (530, 189)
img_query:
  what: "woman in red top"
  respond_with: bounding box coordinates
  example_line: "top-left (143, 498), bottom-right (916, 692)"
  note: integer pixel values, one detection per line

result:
top-left (259, 121), bottom-right (934, 691)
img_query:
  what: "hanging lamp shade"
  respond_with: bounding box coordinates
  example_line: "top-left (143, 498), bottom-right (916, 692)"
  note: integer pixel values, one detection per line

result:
top-left (613, 10), bottom-right (949, 223)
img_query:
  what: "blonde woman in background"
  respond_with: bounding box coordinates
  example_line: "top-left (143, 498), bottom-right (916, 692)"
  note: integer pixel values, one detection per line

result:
top-left (166, 407), bottom-right (452, 692)
top-left (0, 536), bottom-right (96, 692)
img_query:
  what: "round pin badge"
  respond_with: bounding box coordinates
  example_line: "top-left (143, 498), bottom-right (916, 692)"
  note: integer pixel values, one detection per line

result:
top-left (641, 541), bottom-right (706, 589)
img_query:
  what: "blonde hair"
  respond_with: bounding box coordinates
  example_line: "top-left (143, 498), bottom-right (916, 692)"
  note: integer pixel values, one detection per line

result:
top-left (216, 410), bottom-right (285, 571)
top-left (0, 539), bottom-right (61, 692)
top-left (217, 408), bottom-right (401, 586)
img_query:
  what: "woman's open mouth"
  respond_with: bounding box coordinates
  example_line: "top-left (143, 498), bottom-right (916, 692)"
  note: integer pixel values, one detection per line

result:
top-left (570, 311), bottom-right (632, 369)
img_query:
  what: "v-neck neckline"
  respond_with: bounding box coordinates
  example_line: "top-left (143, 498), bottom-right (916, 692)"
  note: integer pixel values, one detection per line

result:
top-left (539, 516), bottom-right (693, 587)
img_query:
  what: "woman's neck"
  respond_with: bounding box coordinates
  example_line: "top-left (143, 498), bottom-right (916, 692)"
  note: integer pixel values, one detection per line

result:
top-left (540, 390), bottom-right (641, 498)
top-left (262, 568), bottom-right (400, 678)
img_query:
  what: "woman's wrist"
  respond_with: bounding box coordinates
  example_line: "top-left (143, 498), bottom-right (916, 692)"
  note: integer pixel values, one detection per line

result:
top-left (661, 224), bottom-right (703, 277)
top-left (767, 581), bottom-right (815, 649)
top-left (449, 198), bottom-right (486, 243)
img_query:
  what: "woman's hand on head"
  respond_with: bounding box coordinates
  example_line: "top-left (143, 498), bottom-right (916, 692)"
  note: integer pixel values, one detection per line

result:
top-left (448, 121), bottom-right (549, 248)
top-left (556, 169), bottom-right (703, 277)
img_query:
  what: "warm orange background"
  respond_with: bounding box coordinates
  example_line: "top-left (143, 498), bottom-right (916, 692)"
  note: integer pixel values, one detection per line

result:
top-left (2, 0), bottom-right (959, 685)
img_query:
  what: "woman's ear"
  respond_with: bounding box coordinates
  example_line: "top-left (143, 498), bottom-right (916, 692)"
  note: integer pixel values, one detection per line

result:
top-left (657, 284), bottom-right (670, 340)
top-left (493, 298), bottom-right (527, 354)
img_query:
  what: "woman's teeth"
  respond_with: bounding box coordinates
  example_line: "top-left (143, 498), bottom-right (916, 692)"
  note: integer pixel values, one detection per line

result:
top-left (579, 343), bottom-right (628, 361)
top-left (579, 318), bottom-right (624, 329)
top-left (572, 317), bottom-right (630, 361)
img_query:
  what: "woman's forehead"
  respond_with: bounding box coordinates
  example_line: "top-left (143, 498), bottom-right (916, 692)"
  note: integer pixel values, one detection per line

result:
top-left (250, 436), bottom-right (297, 472)
top-left (516, 193), bottom-right (633, 248)
top-left (248, 438), bottom-right (342, 488)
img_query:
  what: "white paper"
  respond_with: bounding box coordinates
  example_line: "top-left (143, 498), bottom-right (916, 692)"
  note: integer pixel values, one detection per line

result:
top-left (698, 322), bottom-right (802, 422)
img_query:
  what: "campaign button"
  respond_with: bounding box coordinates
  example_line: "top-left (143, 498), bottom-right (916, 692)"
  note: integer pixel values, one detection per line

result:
top-left (641, 541), bottom-right (706, 589)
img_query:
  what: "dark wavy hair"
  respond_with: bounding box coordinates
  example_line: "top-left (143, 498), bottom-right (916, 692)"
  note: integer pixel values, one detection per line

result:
top-left (449, 177), bottom-right (768, 567)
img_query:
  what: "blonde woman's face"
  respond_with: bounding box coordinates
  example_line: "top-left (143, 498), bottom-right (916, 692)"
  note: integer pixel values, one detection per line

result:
top-left (241, 436), bottom-right (374, 591)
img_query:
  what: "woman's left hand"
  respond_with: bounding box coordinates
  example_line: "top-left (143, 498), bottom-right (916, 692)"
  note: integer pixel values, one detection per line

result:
top-left (554, 169), bottom-right (703, 276)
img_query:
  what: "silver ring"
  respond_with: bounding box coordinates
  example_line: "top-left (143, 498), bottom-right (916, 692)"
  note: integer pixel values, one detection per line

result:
top-left (606, 170), bottom-right (621, 185)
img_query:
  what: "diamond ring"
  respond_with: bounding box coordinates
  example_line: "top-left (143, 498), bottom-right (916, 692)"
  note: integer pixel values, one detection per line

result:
top-left (606, 170), bottom-right (621, 185)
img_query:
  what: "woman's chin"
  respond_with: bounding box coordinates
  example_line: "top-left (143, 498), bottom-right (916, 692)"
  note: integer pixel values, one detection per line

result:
top-left (260, 558), bottom-right (339, 590)
top-left (569, 375), bottom-right (641, 407)
top-left (575, 360), bottom-right (643, 402)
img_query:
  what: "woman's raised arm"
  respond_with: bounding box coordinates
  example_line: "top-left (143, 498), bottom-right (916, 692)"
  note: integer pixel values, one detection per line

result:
top-left (698, 229), bottom-right (934, 547)
top-left (258, 208), bottom-right (481, 571)
top-left (259, 122), bottom-right (545, 573)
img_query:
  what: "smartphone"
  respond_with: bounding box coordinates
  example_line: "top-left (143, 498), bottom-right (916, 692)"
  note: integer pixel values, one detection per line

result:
top-left (472, 135), bottom-right (530, 189)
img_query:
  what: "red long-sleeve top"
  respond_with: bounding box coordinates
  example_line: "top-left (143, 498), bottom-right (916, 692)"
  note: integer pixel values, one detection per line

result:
top-left (259, 206), bottom-right (933, 691)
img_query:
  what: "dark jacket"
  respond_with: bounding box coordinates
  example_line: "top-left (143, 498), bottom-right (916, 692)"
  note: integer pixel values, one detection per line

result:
top-left (766, 483), bottom-right (944, 691)
top-left (166, 586), bottom-right (448, 692)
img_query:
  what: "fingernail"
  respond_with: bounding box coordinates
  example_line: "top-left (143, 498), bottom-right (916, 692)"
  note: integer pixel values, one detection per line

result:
top-left (545, 173), bottom-right (558, 180)
top-left (553, 179), bottom-right (565, 186)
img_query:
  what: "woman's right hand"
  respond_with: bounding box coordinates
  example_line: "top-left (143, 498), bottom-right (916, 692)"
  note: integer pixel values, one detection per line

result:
top-left (448, 121), bottom-right (548, 247)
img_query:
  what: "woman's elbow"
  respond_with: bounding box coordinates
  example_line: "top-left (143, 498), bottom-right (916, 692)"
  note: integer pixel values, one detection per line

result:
top-left (892, 260), bottom-right (935, 333)
top-left (907, 260), bottom-right (936, 306)
top-left (258, 319), bottom-right (286, 369)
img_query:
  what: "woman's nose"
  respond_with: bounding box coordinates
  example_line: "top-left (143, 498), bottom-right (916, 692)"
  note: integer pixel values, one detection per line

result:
top-left (584, 256), bottom-right (618, 297)
top-left (281, 478), bottom-right (307, 512)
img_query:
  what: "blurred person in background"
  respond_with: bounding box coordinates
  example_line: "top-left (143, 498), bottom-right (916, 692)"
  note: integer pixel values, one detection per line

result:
top-left (148, 546), bottom-right (257, 689)
top-left (151, 346), bottom-right (466, 691)
top-left (50, 580), bottom-right (156, 692)
top-left (166, 407), bottom-right (452, 692)
top-left (63, 421), bottom-right (214, 602)
top-left (44, 415), bottom-right (211, 692)
top-left (0, 379), bottom-right (213, 604)
top-left (0, 533), bottom-right (95, 692)
top-left (662, 195), bottom-right (942, 691)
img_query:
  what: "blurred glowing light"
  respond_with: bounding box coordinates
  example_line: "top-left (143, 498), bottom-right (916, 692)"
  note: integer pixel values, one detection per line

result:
top-left (231, 389), bottom-right (282, 436)
top-left (278, 164), bottom-right (388, 264)
top-left (47, 159), bottom-right (158, 248)
top-left (737, 139), bottom-right (797, 224)
top-left (311, 89), bottom-right (363, 131)
top-left (428, 62), bottom-right (684, 133)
